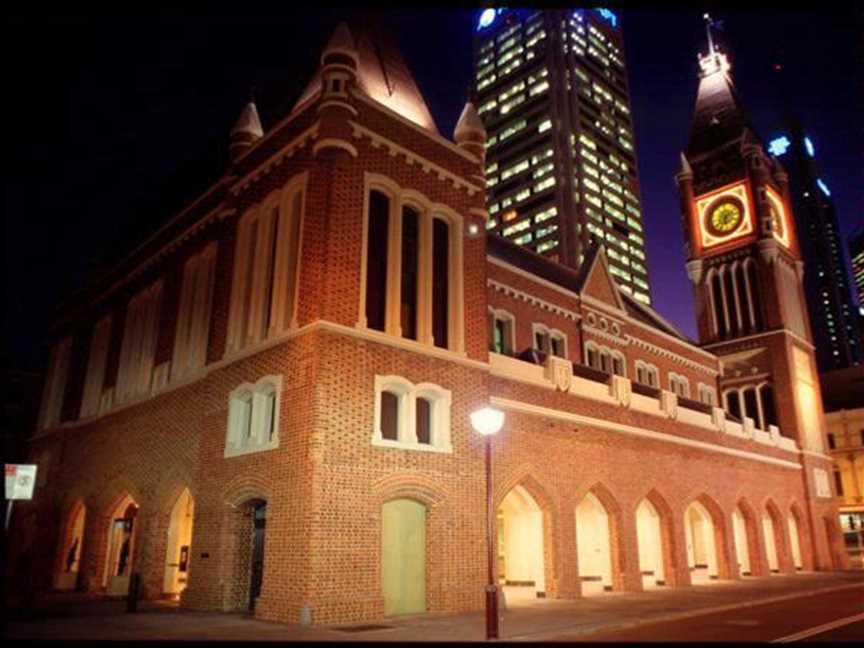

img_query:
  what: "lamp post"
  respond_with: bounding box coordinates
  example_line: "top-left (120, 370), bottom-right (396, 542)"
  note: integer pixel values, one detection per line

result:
top-left (470, 406), bottom-right (506, 640)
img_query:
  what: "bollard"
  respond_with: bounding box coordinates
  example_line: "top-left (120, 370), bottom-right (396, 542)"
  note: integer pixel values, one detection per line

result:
top-left (126, 572), bottom-right (140, 613)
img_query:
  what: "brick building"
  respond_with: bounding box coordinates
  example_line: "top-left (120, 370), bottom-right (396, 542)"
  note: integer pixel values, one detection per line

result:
top-left (9, 21), bottom-right (847, 627)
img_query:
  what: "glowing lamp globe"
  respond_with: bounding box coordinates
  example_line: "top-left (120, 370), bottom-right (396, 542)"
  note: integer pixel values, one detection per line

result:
top-left (471, 407), bottom-right (505, 436)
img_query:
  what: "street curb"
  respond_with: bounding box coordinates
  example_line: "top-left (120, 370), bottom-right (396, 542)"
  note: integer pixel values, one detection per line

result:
top-left (509, 581), bottom-right (864, 641)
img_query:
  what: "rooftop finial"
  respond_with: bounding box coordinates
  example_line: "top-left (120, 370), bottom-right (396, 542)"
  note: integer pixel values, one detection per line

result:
top-left (703, 13), bottom-right (715, 56)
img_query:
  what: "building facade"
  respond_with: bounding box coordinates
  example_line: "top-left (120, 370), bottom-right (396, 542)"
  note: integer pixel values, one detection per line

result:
top-left (766, 126), bottom-right (862, 371)
top-left (820, 366), bottom-right (864, 567)
top-left (850, 225), bottom-right (864, 323)
top-left (9, 19), bottom-right (848, 627)
top-left (474, 8), bottom-right (651, 305)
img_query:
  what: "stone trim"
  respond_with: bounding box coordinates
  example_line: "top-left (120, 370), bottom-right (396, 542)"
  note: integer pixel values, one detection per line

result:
top-left (348, 121), bottom-right (482, 196)
top-left (488, 279), bottom-right (580, 321)
top-left (490, 396), bottom-right (803, 470)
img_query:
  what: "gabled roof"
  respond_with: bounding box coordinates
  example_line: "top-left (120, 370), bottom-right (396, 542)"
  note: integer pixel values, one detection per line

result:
top-left (291, 20), bottom-right (440, 135)
top-left (486, 235), bottom-right (692, 343)
top-left (577, 244), bottom-right (627, 313)
top-left (686, 53), bottom-right (759, 159)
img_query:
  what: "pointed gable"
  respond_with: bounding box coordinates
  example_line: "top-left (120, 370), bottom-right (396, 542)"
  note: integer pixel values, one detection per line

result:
top-left (291, 20), bottom-right (440, 135)
top-left (578, 245), bottom-right (627, 313)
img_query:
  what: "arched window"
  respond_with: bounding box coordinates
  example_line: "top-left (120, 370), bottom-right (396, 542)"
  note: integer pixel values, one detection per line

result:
top-left (432, 217), bottom-right (451, 349)
top-left (698, 383), bottom-right (717, 406)
top-left (709, 270), bottom-right (727, 339)
top-left (381, 390), bottom-right (401, 441)
top-left (361, 178), bottom-right (464, 352)
top-left (586, 342), bottom-right (599, 370)
top-left (759, 384), bottom-right (778, 429)
top-left (228, 174), bottom-right (306, 352)
top-left (373, 376), bottom-right (452, 452)
top-left (745, 260), bottom-right (764, 331)
top-left (722, 266), bottom-right (739, 336)
top-left (725, 390), bottom-right (742, 420)
top-left (366, 190), bottom-right (390, 332)
top-left (225, 376), bottom-right (282, 457)
top-left (401, 205), bottom-right (420, 340)
top-left (490, 309), bottom-right (516, 355)
top-left (669, 373), bottom-right (690, 398)
top-left (533, 323), bottom-right (551, 355)
top-left (635, 360), bottom-right (659, 387)
top-left (550, 331), bottom-right (567, 358)
top-left (742, 387), bottom-right (759, 424)
top-left (600, 349), bottom-right (611, 373)
top-left (611, 352), bottom-right (626, 377)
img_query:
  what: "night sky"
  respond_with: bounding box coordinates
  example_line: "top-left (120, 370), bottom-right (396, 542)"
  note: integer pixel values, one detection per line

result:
top-left (4, 7), bottom-right (863, 373)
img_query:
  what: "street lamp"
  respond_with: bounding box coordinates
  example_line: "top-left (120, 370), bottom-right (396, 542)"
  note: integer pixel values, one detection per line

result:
top-left (470, 406), bottom-right (505, 640)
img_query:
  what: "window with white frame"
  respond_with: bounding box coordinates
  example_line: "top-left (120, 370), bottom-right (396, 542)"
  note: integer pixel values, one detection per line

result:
top-left (489, 308), bottom-right (516, 355)
top-left (38, 337), bottom-right (72, 430)
top-left (115, 280), bottom-right (163, 405)
top-left (172, 242), bottom-right (217, 380)
top-left (697, 383), bottom-right (717, 406)
top-left (722, 382), bottom-right (778, 431)
top-left (611, 351), bottom-right (626, 376)
top-left (361, 176), bottom-right (465, 352)
top-left (80, 316), bottom-right (112, 418)
top-left (532, 323), bottom-right (567, 359)
top-left (225, 375), bottom-right (283, 457)
top-left (372, 375), bottom-right (452, 453)
top-left (635, 360), bottom-right (659, 388)
top-left (585, 341), bottom-right (622, 375)
top-left (227, 174), bottom-right (305, 354)
top-left (668, 372), bottom-right (690, 398)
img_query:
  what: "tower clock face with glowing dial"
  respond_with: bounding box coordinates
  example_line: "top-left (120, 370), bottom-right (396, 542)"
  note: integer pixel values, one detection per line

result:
top-left (707, 200), bottom-right (743, 236)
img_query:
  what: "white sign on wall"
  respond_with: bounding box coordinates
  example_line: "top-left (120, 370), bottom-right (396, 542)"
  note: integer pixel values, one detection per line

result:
top-left (4, 464), bottom-right (38, 501)
top-left (813, 468), bottom-right (831, 499)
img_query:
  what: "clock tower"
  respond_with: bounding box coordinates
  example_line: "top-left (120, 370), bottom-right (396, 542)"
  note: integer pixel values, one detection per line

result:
top-left (675, 19), bottom-right (846, 570)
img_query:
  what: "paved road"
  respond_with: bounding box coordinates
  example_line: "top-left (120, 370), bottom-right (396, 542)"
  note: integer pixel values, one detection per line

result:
top-left (559, 586), bottom-right (864, 642)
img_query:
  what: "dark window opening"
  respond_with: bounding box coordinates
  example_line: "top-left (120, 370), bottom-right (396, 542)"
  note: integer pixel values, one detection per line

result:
top-left (381, 391), bottom-right (399, 441)
top-left (432, 218), bottom-right (450, 349)
top-left (761, 385), bottom-right (778, 430)
top-left (712, 273), bottom-right (727, 339)
top-left (827, 433), bottom-right (836, 450)
top-left (366, 191), bottom-right (390, 331)
top-left (743, 388), bottom-right (759, 425)
top-left (401, 207), bottom-right (420, 340)
top-left (727, 391), bottom-right (742, 420)
top-left (416, 397), bottom-right (432, 445)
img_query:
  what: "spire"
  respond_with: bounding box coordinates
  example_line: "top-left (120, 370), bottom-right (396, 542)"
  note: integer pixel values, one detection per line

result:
top-left (321, 21), bottom-right (359, 67)
top-left (229, 101), bottom-right (264, 162)
top-left (290, 18), bottom-right (440, 134)
top-left (686, 16), bottom-right (761, 159)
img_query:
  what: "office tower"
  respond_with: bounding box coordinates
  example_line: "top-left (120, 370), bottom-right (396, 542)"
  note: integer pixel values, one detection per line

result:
top-left (473, 8), bottom-right (652, 305)
top-left (767, 127), bottom-right (862, 370)
top-left (850, 226), bottom-right (864, 316)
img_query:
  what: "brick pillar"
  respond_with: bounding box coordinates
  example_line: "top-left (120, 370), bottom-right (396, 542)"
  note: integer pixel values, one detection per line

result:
top-left (617, 509), bottom-right (644, 593)
top-left (723, 511), bottom-right (743, 581)
top-left (554, 497), bottom-right (581, 599)
top-left (669, 513), bottom-right (692, 587)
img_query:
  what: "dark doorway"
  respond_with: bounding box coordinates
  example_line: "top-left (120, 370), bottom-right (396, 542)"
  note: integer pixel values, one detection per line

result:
top-left (249, 501), bottom-right (267, 611)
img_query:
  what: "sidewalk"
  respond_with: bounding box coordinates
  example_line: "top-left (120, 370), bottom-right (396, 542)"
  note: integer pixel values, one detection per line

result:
top-left (5, 571), bottom-right (863, 642)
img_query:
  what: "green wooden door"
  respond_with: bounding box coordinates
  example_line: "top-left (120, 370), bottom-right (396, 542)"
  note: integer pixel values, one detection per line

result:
top-left (381, 499), bottom-right (426, 615)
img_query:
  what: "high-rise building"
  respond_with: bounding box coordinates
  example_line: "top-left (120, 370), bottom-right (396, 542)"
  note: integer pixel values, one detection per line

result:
top-left (766, 126), bottom-right (862, 370)
top-left (473, 8), bottom-right (652, 305)
top-left (850, 225), bottom-right (864, 320)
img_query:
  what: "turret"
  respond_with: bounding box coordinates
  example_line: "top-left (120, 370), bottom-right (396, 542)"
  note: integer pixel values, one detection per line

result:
top-left (229, 101), bottom-right (264, 163)
top-left (453, 100), bottom-right (486, 162)
top-left (320, 22), bottom-right (358, 98)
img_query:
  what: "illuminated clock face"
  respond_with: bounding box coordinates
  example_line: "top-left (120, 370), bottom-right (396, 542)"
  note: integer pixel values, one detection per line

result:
top-left (707, 200), bottom-right (743, 236)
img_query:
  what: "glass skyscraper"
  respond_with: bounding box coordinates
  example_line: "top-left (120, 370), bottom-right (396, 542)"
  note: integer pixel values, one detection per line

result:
top-left (473, 8), bottom-right (651, 304)
top-left (767, 126), bottom-right (862, 370)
